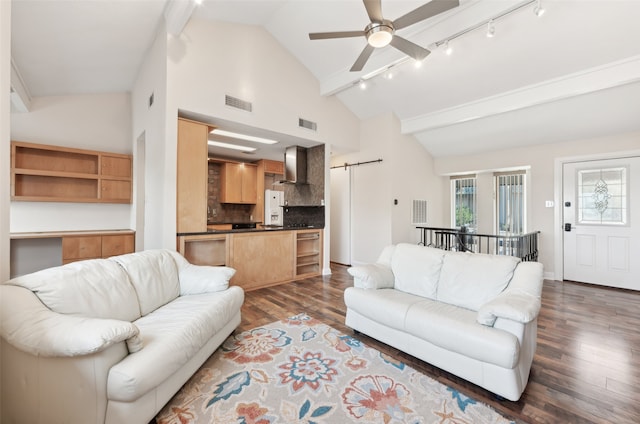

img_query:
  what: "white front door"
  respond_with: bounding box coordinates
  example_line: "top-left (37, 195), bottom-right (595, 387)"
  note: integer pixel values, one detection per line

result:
top-left (563, 156), bottom-right (640, 290)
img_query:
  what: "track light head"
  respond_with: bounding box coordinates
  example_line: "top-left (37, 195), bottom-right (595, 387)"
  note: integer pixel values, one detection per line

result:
top-left (486, 20), bottom-right (495, 38)
top-left (534, 0), bottom-right (545, 17)
top-left (444, 40), bottom-right (453, 56)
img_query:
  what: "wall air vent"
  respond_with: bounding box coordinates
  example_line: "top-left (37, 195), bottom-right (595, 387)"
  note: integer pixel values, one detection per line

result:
top-left (225, 95), bottom-right (252, 112)
top-left (298, 118), bottom-right (318, 132)
top-left (411, 200), bottom-right (428, 225)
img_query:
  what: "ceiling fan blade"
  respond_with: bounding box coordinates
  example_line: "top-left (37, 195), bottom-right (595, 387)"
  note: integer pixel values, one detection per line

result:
top-left (309, 30), bottom-right (365, 40)
top-left (350, 44), bottom-right (375, 72)
top-left (393, 0), bottom-right (459, 30)
top-left (363, 0), bottom-right (384, 23)
top-left (389, 36), bottom-right (431, 61)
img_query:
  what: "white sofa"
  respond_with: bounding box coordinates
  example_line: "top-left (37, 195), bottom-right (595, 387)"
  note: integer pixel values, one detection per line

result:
top-left (344, 243), bottom-right (543, 401)
top-left (0, 249), bottom-right (244, 424)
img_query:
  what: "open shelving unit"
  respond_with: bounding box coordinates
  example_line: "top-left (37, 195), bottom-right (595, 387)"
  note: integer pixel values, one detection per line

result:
top-left (11, 141), bottom-right (132, 203)
top-left (295, 229), bottom-right (322, 277)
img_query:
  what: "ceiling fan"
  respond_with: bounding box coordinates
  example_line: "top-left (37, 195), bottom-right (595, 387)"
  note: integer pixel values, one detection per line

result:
top-left (309, 0), bottom-right (460, 72)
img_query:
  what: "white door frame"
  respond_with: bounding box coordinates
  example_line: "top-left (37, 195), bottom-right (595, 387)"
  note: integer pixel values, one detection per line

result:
top-left (553, 148), bottom-right (640, 281)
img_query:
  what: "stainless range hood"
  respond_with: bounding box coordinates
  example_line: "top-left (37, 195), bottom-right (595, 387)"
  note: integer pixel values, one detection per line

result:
top-left (281, 145), bottom-right (307, 184)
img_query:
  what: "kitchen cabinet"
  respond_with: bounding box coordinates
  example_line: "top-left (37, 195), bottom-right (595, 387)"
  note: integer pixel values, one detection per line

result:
top-left (262, 159), bottom-right (284, 175)
top-left (220, 162), bottom-right (257, 204)
top-left (10, 141), bottom-right (132, 203)
top-left (177, 118), bottom-right (211, 233)
top-left (229, 231), bottom-right (295, 290)
top-left (175, 228), bottom-right (323, 290)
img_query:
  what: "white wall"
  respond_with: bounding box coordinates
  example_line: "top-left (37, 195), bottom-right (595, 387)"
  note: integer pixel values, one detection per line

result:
top-left (1, 2), bottom-right (11, 417)
top-left (138, 18), bottom-right (363, 256)
top-left (331, 113), bottom-right (445, 265)
top-left (9, 94), bottom-right (133, 232)
top-left (167, 19), bottom-right (360, 153)
top-left (1, 0), bottom-right (11, 283)
top-left (388, 114), bottom-right (445, 244)
top-left (131, 24), bottom-right (168, 250)
top-left (434, 130), bottom-right (640, 279)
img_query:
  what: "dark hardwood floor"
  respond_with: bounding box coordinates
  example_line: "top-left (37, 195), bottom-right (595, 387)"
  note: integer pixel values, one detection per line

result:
top-left (238, 263), bottom-right (640, 424)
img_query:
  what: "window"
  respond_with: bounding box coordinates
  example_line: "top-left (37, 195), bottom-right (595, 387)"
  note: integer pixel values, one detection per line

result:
top-left (451, 176), bottom-right (477, 231)
top-left (495, 171), bottom-right (526, 234)
top-left (577, 166), bottom-right (627, 225)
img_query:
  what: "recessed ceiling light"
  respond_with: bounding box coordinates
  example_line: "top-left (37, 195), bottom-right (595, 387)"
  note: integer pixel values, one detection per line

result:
top-left (207, 140), bottom-right (256, 152)
top-left (209, 129), bottom-right (278, 145)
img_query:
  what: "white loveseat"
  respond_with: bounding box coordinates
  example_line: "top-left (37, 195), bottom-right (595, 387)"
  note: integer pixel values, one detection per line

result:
top-left (344, 243), bottom-right (543, 401)
top-left (0, 249), bottom-right (244, 424)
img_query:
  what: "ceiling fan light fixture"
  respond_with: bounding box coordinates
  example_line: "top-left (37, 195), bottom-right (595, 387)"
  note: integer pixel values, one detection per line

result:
top-left (366, 21), bottom-right (394, 48)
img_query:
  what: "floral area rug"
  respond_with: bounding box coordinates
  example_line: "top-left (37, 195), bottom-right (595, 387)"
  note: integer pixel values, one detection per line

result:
top-left (155, 313), bottom-right (514, 424)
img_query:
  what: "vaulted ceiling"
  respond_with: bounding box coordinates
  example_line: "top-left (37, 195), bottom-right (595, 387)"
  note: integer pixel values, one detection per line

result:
top-left (10, 0), bottom-right (640, 157)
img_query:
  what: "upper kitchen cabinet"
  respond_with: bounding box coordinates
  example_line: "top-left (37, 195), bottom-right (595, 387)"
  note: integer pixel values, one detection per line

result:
top-left (10, 141), bottom-right (132, 203)
top-left (177, 118), bottom-right (211, 233)
top-left (220, 162), bottom-right (257, 204)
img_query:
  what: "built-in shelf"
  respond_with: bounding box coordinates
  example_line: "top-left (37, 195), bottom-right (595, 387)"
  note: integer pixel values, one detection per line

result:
top-left (11, 141), bottom-right (132, 203)
top-left (295, 229), bottom-right (322, 277)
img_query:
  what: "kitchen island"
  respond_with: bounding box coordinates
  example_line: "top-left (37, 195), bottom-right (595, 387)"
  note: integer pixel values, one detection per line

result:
top-left (177, 226), bottom-right (323, 291)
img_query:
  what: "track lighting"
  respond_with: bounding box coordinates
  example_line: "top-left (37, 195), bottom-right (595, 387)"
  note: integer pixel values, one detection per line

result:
top-left (383, 69), bottom-right (394, 80)
top-left (534, 0), bottom-right (545, 17)
top-left (486, 20), bottom-right (495, 38)
top-left (359, 80), bottom-right (367, 90)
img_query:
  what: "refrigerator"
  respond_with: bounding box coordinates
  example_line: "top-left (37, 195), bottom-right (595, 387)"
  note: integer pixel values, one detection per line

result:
top-left (264, 189), bottom-right (284, 226)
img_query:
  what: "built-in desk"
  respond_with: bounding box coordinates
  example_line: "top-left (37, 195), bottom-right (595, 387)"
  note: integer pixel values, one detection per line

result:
top-left (10, 230), bottom-right (135, 278)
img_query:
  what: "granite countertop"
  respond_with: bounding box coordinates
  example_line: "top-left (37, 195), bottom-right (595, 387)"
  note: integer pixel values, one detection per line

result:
top-left (177, 225), bottom-right (323, 237)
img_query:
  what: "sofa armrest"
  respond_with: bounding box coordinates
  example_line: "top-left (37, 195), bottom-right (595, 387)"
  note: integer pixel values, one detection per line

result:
top-left (477, 261), bottom-right (544, 326)
top-left (348, 264), bottom-right (394, 289)
top-left (178, 264), bottom-right (236, 295)
top-left (1, 285), bottom-right (139, 357)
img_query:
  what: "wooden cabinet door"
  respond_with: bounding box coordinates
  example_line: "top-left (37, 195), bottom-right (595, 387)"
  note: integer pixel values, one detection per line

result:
top-left (101, 179), bottom-right (132, 203)
top-left (177, 118), bottom-right (209, 233)
top-left (101, 155), bottom-right (131, 178)
top-left (102, 234), bottom-right (134, 257)
top-left (220, 163), bottom-right (243, 203)
top-left (263, 160), bottom-right (284, 175)
top-left (242, 165), bottom-right (257, 203)
top-left (62, 236), bottom-right (101, 263)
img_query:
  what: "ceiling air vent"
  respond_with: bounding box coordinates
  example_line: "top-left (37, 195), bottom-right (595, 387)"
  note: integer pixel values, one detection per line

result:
top-left (225, 95), bottom-right (252, 112)
top-left (298, 117), bottom-right (318, 132)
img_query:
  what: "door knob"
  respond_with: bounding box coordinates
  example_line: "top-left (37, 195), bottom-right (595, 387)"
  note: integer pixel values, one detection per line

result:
top-left (564, 223), bottom-right (572, 232)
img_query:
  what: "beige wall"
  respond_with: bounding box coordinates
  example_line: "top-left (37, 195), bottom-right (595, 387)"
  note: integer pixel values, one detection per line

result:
top-left (434, 130), bottom-right (640, 279)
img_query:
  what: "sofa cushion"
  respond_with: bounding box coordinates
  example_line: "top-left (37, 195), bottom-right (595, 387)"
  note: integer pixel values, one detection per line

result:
top-left (178, 264), bottom-right (236, 295)
top-left (391, 244), bottom-right (444, 300)
top-left (405, 300), bottom-right (520, 369)
top-left (107, 286), bottom-right (244, 402)
top-left (6, 259), bottom-right (141, 322)
top-left (344, 287), bottom-right (425, 332)
top-left (436, 251), bottom-right (520, 311)
top-left (348, 264), bottom-right (394, 289)
top-left (111, 250), bottom-right (181, 316)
